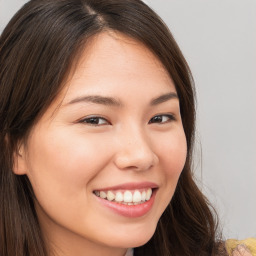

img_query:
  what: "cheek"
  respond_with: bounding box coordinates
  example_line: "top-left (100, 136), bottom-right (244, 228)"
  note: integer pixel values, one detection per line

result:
top-left (150, 128), bottom-right (187, 220)
top-left (156, 128), bottom-right (187, 178)
top-left (25, 128), bottom-right (113, 201)
top-left (24, 128), bottom-right (117, 236)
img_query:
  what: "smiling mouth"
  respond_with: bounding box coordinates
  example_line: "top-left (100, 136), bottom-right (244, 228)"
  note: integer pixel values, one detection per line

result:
top-left (93, 188), bottom-right (153, 205)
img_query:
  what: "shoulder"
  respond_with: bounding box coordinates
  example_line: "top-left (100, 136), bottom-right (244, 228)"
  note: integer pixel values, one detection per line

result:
top-left (225, 238), bottom-right (256, 256)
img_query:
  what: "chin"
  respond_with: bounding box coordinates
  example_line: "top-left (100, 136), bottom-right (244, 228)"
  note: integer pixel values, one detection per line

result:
top-left (126, 234), bottom-right (154, 248)
top-left (105, 222), bottom-right (157, 249)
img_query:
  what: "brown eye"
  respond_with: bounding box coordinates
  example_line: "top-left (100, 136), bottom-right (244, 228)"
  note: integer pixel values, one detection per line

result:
top-left (149, 114), bottom-right (175, 124)
top-left (80, 116), bottom-right (109, 126)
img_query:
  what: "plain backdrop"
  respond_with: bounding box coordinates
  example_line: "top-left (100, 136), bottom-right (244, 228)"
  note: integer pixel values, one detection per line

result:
top-left (1, 0), bottom-right (255, 239)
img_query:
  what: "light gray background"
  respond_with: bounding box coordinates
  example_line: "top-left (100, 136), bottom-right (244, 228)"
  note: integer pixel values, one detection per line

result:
top-left (1, 0), bottom-right (255, 239)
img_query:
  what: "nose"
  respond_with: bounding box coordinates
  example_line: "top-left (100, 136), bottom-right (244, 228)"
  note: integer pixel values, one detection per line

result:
top-left (114, 128), bottom-right (159, 172)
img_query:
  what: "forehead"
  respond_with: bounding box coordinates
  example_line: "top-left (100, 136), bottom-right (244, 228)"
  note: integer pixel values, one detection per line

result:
top-left (47, 31), bottom-right (176, 115)
top-left (62, 31), bottom-right (174, 99)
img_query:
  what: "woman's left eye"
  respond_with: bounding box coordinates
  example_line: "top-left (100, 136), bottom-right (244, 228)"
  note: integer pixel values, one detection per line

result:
top-left (79, 116), bottom-right (109, 126)
top-left (149, 114), bottom-right (175, 124)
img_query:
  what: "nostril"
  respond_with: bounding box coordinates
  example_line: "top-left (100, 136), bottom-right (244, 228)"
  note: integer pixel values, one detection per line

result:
top-left (115, 157), bottom-right (154, 172)
top-left (123, 164), bottom-right (153, 171)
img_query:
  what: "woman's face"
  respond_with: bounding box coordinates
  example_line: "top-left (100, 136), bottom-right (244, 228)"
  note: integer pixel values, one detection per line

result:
top-left (16, 32), bottom-right (187, 255)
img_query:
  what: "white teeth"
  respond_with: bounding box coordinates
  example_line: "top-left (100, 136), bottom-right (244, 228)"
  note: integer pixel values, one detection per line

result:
top-left (133, 190), bottom-right (142, 203)
top-left (146, 188), bottom-right (152, 201)
top-left (141, 191), bottom-right (146, 201)
top-left (107, 191), bottom-right (115, 201)
top-left (123, 191), bottom-right (133, 203)
top-left (95, 188), bottom-right (153, 204)
top-left (100, 191), bottom-right (107, 199)
top-left (115, 192), bottom-right (123, 202)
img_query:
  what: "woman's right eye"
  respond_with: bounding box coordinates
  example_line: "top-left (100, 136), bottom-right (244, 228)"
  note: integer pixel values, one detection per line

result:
top-left (79, 116), bottom-right (110, 126)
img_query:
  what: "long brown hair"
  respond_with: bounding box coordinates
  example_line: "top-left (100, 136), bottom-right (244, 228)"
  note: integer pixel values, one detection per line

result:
top-left (0, 0), bottom-right (221, 255)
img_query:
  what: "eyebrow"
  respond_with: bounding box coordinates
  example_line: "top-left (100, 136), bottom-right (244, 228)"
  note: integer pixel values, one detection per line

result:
top-left (66, 95), bottom-right (122, 107)
top-left (65, 92), bottom-right (178, 107)
top-left (150, 92), bottom-right (178, 105)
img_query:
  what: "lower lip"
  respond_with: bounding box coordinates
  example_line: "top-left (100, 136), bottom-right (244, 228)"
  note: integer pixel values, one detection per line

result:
top-left (95, 190), bottom-right (157, 218)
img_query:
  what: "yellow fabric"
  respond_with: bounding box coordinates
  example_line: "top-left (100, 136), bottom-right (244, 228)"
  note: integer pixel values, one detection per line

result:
top-left (226, 238), bottom-right (256, 256)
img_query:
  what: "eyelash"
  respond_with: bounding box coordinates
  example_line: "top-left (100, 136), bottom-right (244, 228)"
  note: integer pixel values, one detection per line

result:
top-left (149, 114), bottom-right (176, 124)
top-left (79, 114), bottom-right (176, 126)
top-left (79, 116), bottom-right (110, 126)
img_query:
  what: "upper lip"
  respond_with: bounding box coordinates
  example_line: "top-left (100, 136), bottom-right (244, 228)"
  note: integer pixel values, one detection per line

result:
top-left (94, 182), bottom-right (158, 191)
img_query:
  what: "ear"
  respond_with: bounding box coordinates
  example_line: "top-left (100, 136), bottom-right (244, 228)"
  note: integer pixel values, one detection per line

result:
top-left (13, 143), bottom-right (28, 175)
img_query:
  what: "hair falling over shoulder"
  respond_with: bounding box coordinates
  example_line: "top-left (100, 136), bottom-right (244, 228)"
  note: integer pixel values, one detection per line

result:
top-left (0, 0), bottom-right (222, 255)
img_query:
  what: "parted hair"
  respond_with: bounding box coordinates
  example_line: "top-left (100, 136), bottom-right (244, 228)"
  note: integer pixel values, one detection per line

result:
top-left (0, 0), bottom-right (221, 255)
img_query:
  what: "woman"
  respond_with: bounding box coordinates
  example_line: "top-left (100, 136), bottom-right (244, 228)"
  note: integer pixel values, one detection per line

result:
top-left (0, 0), bottom-right (254, 255)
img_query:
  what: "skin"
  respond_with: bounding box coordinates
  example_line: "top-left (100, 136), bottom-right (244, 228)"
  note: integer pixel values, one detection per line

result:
top-left (14, 32), bottom-right (187, 256)
top-left (232, 245), bottom-right (252, 256)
